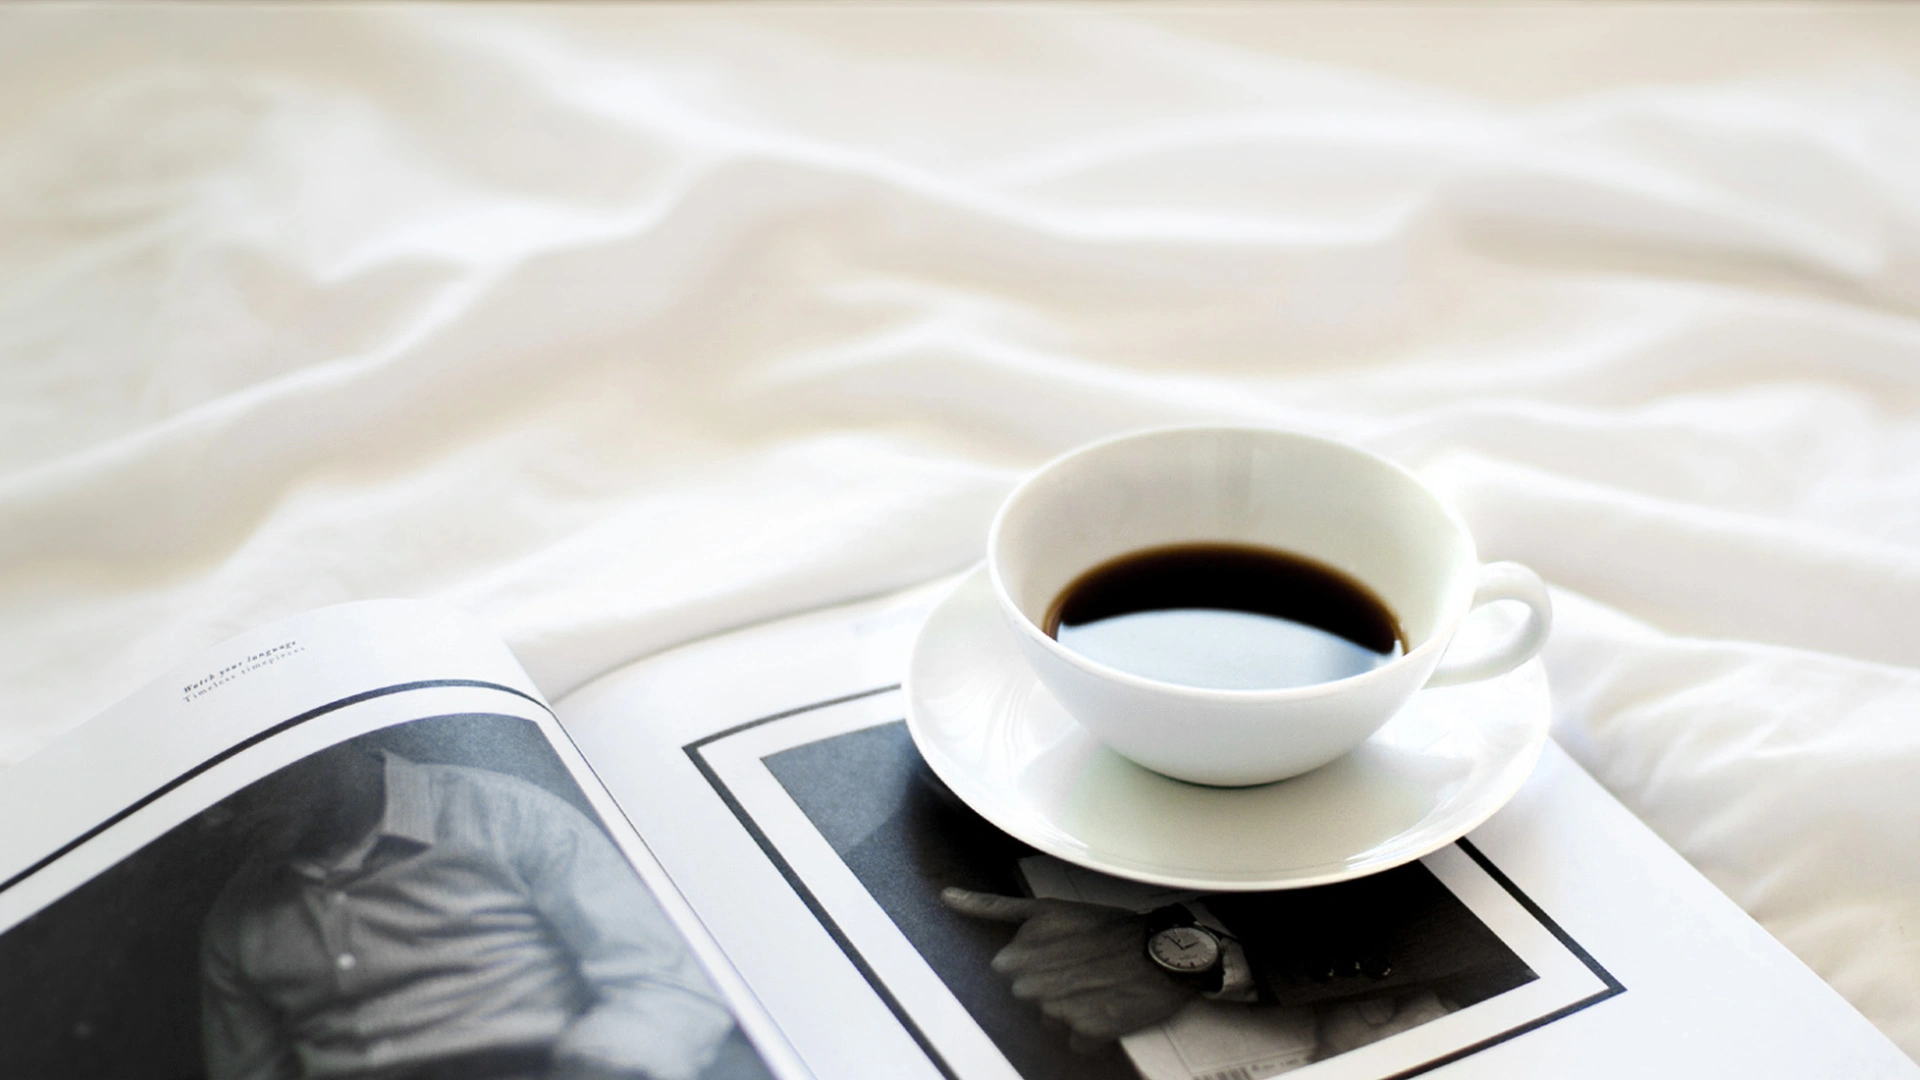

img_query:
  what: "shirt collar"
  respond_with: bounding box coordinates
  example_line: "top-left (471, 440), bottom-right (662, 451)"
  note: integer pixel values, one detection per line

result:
top-left (375, 750), bottom-right (436, 848)
top-left (288, 751), bottom-right (435, 881)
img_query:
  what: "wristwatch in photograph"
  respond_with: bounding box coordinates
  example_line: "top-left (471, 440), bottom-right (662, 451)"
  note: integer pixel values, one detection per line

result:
top-left (1143, 903), bottom-right (1256, 1001)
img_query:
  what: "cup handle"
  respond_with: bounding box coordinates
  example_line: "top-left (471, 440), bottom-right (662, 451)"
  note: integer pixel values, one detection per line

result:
top-left (1423, 562), bottom-right (1553, 688)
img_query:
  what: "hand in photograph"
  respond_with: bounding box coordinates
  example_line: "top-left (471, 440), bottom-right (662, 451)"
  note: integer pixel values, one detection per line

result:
top-left (940, 887), bottom-right (1197, 1050)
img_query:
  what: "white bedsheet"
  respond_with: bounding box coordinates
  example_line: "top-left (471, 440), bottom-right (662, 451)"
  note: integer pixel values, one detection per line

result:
top-left (3, 4), bottom-right (1918, 1060)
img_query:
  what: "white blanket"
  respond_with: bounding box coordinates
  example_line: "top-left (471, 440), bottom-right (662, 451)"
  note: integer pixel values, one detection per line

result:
top-left (3, 4), bottom-right (1917, 1060)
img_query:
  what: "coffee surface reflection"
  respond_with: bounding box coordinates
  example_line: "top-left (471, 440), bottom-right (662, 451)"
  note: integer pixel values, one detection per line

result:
top-left (1044, 543), bottom-right (1404, 691)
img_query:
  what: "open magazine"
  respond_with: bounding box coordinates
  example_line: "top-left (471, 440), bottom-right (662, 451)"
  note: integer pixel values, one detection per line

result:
top-left (0, 585), bottom-right (1912, 1080)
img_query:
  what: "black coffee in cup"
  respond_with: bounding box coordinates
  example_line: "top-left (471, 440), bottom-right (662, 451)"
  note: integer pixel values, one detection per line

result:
top-left (1043, 543), bottom-right (1404, 691)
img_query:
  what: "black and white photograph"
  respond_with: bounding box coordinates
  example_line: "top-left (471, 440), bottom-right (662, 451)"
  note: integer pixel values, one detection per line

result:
top-left (687, 691), bottom-right (1619, 1080)
top-left (0, 713), bottom-right (772, 1080)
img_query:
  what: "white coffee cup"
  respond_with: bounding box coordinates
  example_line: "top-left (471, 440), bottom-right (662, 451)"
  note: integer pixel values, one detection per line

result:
top-left (987, 426), bottom-right (1551, 787)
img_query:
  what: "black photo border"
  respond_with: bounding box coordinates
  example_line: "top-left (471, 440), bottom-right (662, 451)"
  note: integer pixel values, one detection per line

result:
top-left (687, 684), bottom-right (1626, 1080)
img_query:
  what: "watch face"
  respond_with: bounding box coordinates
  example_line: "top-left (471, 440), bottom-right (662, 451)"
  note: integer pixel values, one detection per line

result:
top-left (1147, 925), bottom-right (1221, 974)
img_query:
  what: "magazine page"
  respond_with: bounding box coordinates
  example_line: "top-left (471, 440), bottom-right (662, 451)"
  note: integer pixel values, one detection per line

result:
top-left (556, 579), bottom-right (1918, 1080)
top-left (0, 599), bottom-right (802, 1080)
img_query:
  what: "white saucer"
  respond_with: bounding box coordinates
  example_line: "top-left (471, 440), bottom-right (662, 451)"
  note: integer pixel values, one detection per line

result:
top-left (903, 566), bottom-right (1551, 892)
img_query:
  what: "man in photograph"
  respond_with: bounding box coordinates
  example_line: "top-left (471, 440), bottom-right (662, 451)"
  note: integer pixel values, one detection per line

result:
top-left (201, 742), bottom-right (734, 1080)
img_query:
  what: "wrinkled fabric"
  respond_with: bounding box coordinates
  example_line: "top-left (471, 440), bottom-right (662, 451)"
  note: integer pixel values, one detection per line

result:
top-left (2, 3), bottom-right (1919, 1060)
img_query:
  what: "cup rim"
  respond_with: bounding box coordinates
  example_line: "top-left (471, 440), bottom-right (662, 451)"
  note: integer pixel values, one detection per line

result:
top-left (985, 424), bottom-right (1480, 702)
